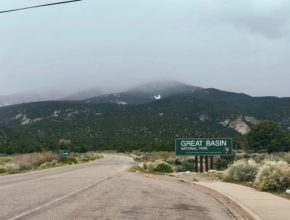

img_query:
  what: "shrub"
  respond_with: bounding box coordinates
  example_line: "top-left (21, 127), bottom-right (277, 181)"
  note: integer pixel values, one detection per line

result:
top-left (0, 157), bottom-right (12, 165)
top-left (166, 157), bottom-right (176, 165)
top-left (144, 160), bottom-right (174, 173)
top-left (254, 160), bottom-right (290, 191)
top-left (80, 154), bottom-right (101, 163)
top-left (144, 161), bottom-right (155, 172)
top-left (6, 167), bottom-right (20, 174)
top-left (181, 160), bottom-right (195, 172)
top-left (38, 159), bottom-right (59, 169)
top-left (249, 153), bottom-right (266, 163)
top-left (14, 151), bottom-right (57, 170)
top-left (223, 159), bottom-right (259, 182)
top-left (283, 152), bottom-right (290, 163)
top-left (0, 166), bottom-right (6, 174)
top-left (129, 164), bottom-right (144, 172)
top-left (247, 121), bottom-right (290, 153)
top-left (265, 153), bottom-right (284, 162)
top-left (63, 157), bottom-right (78, 165)
top-left (175, 165), bottom-right (186, 172)
top-left (153, 161), bottom-right (174, 173)
top-left (151, 152), bottom-right (175, 161)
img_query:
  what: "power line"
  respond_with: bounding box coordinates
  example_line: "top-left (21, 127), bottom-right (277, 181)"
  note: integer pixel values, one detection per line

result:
top-left (0, 0), bottom-right (83, 14)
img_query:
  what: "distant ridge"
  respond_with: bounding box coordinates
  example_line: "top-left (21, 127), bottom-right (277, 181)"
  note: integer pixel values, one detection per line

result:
top-left (1, 81), bottom-right (290, 154)
top-left (0, 91), bottom-right (64, 107)
top-left (61, 88), bottom-right (105, 101)
top-left (87, 81), bottom-right (202, 105)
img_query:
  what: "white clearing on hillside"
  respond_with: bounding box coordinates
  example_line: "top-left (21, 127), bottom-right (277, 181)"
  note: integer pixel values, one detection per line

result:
top-left (154, 94), bottom-right (162, 100)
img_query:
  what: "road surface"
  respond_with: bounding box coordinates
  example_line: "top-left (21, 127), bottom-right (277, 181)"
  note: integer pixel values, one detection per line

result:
top-left (0, 154), bottom-right (240, 220)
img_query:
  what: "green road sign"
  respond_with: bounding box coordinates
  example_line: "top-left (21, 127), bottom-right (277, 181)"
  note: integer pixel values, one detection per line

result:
top-left (57, 149), bottom-right (70, 158)
top-left (175, 138), bottom-right (233, 156)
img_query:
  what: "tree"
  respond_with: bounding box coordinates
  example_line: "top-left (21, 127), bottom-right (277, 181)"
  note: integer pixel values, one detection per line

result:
top-left (247, 121), bottom-right (290, 153)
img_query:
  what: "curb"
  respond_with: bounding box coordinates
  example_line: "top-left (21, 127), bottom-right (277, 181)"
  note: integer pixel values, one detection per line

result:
top-left (174, 177), bottom-right (263, 220)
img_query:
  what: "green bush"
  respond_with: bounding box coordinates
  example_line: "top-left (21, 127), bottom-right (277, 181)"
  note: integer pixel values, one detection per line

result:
top-left (223, 159), bottom-right (259, 182)
top-left (254, 160), bottom-right (290, 191)
top-left (144, 160), bottom-right (174, 173)
top-left (153, 161), bottom-right (174, 173)
top-left (249, 153), bottom-right (266, 163)
top-left (182, 161), bottom-right (195, 172)
top-left (0, 166), bottom-right (7, 174)
top-left (80, 155), bottom-right (100, 163)
top-left (62, 157), bottom-right (78, 165)
top-left (247, 121), bottom-right (290, 153)
top-left (175, 165), bottom-right (186, 172)
top-left (6, 167), bottom-right (20, 174)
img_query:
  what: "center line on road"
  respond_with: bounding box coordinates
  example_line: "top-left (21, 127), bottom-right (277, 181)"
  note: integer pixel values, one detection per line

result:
top-left (9, 174), bottom-right (116, 220)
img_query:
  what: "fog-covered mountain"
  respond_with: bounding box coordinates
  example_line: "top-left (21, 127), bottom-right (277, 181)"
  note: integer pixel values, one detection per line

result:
top-left (87, 81), bottom-right (202, 105)
top-left (0, 81), bottom-right (198, 106)
top-left (1, 81), bottom-right (290, 154)
top-left (0, 91), bottom-right (65, 107)
top-left (61, 88), bottom-right (105, 101)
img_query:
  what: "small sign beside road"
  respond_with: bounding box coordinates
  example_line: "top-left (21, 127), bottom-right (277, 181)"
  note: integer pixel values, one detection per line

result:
top-left (57, 149), bottom-right (70, 158)
top-left (175, 138), bottom-right (233, 156)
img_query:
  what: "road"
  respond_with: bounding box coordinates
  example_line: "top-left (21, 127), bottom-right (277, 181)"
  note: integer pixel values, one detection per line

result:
top-left (0, 154), bottom-right (240, 220)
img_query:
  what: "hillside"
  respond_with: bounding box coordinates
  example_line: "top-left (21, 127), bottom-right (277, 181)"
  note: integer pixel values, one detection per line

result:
top-left (87, 81), bottom-right (202, 105)
top-left (0, 90), bottom-right (66, 107)
top-left (1, 82), bottom-right (290, 154)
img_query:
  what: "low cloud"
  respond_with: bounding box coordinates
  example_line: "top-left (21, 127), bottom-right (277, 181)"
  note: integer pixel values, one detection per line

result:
top-left (196, 0), bottom-right (290, 39)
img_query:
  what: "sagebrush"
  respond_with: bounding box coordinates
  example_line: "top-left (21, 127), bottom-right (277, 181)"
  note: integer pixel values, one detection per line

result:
top-left (254, 160), bottom-right (290, 191)
top-left (223, 159), bottom-right (259, 182)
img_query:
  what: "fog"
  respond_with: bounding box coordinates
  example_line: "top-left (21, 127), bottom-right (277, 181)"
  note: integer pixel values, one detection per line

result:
top-left (1, 0), bottom-right (290, 96)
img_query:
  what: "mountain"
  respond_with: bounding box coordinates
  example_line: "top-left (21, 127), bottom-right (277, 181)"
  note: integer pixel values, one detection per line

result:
top-left (87, 81), bottom-right (202, 105)
top-left (61, 88), bottom-right (106, 101)
top-left (0, 90), bottom-right (66, 107)
top-left (1, 82), bottom-right (290, 154)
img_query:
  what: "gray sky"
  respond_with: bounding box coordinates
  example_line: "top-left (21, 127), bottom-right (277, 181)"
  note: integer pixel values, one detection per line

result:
top-left (1, 0), bottom-right (290, 96)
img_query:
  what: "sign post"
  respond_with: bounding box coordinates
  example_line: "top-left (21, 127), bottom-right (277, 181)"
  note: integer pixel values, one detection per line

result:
top-left (175, 138), bottom-right (233, 172)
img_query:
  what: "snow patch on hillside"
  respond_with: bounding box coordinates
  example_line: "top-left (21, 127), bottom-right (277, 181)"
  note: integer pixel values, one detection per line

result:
top-left (52, 110), bottom-right (61, 117)
top-left (154, 94), bottom-right (162, 100)
top-left (114, 101), bottom-right (127, 105)
top-left (33, 118), bottom-right (43, 123)
top-left (199, 114), bottom-right (209, 122)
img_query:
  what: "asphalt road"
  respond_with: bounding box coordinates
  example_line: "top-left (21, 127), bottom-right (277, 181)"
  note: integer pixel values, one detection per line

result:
top-left (0, 154), bottom-right (240, 220)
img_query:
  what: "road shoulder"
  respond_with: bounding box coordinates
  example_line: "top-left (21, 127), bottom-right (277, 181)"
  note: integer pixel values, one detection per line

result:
top-left (160, 172), bottom-right (290, 220)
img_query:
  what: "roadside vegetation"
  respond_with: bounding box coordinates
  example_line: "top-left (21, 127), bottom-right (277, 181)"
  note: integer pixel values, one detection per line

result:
top-left (131, 120), bottom-right (290, 177)
top-left (223, 154), bottom-right (290, 192)
top-left (130, 150), bottom-right (290, 197)
top-left (0, 151), bottom-right (102, 175)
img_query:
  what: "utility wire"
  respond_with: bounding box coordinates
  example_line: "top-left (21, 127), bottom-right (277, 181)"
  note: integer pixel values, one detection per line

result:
top-left (0, 0), bottom-right (83, 14)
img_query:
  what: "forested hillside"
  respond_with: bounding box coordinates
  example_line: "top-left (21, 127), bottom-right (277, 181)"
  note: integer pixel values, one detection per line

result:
top-left (1, 83), bottom-right (290, 154)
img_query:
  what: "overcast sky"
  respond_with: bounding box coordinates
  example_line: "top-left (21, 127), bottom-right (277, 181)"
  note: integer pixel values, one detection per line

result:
top-left (1, 0), bottom-right (290, 96)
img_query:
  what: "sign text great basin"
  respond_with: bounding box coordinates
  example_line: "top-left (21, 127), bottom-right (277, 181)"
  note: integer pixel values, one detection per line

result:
top-left (175, 138), bottom-right (233, 156)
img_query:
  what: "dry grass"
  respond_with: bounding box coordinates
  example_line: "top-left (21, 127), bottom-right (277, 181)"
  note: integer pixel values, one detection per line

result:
top-left (142, 151), bottom-right (175, 161)
top-left (13, 151), bottom-right (58, 171)
top-left (0, 151), bottom-right (103, 175)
